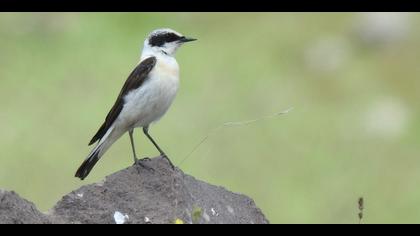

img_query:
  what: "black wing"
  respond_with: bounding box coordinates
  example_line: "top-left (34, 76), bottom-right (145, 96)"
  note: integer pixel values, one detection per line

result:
top-left (88, 56), bottom-right (157, 145)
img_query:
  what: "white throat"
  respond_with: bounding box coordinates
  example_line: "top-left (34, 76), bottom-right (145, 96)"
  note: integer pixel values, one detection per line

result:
top-left (140, 38), bottom-right (181, 59)
top-left (140, 45), bottom-right (179, 71)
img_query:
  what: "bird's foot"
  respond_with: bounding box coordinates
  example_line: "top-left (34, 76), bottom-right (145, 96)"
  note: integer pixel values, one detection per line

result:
top-left (140, 157), bottom-right (152, 162)
top-left (133, 157), bottom-right (155, 172)
top-left (160, 153), bottom-right (175, 170)
top-left (133, 156), bottom-right (152, 163)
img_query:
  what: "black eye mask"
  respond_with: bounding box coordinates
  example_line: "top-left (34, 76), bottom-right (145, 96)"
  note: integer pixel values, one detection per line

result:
top-left (149, 32), bottom-right (182, 47)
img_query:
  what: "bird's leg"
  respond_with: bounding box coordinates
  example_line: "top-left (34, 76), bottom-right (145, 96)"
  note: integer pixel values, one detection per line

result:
top-left (128, 129), bottom-right (139, 163)
top-left (129, 129), bottom-right (154, 171)
top-left (143, 126), bottom-right (175, 169)
top-left (142, 126), bottom-right (165, 155)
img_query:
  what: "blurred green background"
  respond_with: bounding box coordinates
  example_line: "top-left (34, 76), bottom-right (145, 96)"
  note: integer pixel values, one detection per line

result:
top-left (0, 13), bottom-right (419, 224)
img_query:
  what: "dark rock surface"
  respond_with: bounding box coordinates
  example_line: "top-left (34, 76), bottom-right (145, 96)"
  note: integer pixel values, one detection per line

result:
top-left (0, 190), bottom-right (51, 224)
top-left (0, 156), bottom-right (269, 224)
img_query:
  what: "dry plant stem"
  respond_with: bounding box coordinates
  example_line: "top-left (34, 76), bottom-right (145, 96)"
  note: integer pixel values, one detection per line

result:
top-left (358, 197), bottom-right (364, 224)
top-left (179, 108), bottom-right (293, 166)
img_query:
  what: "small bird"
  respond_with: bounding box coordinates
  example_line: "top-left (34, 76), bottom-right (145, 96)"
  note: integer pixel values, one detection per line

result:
top-left (75, 28), bottom-right (196, 180)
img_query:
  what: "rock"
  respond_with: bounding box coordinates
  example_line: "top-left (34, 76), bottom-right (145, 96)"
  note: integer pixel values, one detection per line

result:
top-left (0, 156), bottom-right (269, 224)
top-left (0, 190), bottom-right (51, 224)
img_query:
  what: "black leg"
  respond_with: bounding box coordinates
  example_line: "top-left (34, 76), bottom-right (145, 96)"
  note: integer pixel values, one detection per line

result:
top-left (143, 126), bottom-right (175, 169)
top-left (128, 129), bottom-right (138, 163)
top-left (130, 129), bottom-right (154, 171)
top-left (143, 126), bottom-right (165, 155)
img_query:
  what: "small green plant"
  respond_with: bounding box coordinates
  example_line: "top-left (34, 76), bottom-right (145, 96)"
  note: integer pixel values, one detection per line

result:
top-left (192, 206), bottom-right (203, 224)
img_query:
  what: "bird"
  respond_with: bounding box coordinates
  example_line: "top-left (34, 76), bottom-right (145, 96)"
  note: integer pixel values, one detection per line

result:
top-left (75, 28), bottom-right (196, 180)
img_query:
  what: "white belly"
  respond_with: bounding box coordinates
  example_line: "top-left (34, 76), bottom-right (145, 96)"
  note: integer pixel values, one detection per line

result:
top-left (116, 59), bottom-right (179, 129)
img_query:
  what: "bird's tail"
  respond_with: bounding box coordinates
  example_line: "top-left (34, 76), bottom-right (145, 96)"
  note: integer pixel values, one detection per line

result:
top-left (75, 126), bottom-right (117, 180)
top-left (75, 143), bottom-right (102, 180)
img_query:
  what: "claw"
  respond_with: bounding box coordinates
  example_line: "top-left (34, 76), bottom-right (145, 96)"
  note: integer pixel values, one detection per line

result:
top-left (160, 153), bottom-right (175, 170)
top-left (133, 157), bottom-right (155, 172)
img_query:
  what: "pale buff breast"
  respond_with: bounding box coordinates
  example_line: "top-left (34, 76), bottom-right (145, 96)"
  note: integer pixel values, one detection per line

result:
top-left (156, 57), bottom-right (179, 78)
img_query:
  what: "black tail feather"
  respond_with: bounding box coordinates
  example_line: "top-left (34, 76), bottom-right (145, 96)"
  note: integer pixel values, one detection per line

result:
top-left (89, 123), bottom-right (107, 146)
top-left (75, 146), bottom-right (102, 180)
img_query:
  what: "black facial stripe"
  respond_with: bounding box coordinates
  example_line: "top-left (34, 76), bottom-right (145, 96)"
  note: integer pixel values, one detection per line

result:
top-left (149, 32), bottom-right (183, 47)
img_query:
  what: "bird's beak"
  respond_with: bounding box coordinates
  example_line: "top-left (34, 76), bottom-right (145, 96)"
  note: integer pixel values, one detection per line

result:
top-left (179, 36), bottom-right (197, 43)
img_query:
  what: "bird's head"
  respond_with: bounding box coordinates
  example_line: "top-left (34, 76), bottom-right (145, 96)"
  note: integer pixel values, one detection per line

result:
top-left (143, 28), bottom-right (196, 57)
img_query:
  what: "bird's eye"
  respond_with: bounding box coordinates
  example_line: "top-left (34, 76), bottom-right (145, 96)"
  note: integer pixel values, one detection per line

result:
top-left (149, 33), bottom-right (182, 47)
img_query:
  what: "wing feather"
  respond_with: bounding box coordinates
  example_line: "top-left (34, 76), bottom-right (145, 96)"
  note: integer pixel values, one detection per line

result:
top-left (88, 56), bottom-right (157, 145)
